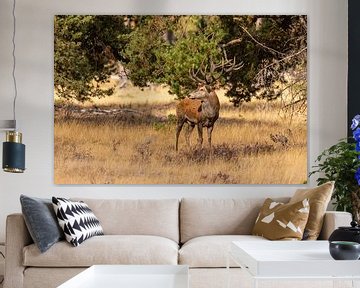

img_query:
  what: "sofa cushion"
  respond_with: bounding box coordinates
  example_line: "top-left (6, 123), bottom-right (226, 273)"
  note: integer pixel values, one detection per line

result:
top-left (52, 197), bottom-right (104, 247)
top-left (20, 195), bottom-right (64, 253)
top-left (179, 235), bottom-right (267, 268)
top-left (180, 198), bottom-right (289, 243)
top-left (72, 198), bottom-right (179, 243)
top-left (290, 181), bottom-right (334, 240)
top-left (252, 198), bottom-right (310, 240)
top-left (23, 235), bottom-right (178, 267)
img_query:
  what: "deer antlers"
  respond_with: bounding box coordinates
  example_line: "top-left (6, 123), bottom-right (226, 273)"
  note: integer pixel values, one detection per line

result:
top-left (189, 48), bottom-right (243, 86)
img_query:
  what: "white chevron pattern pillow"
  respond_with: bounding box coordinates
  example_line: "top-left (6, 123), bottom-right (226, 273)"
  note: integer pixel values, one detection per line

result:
top-left (52, 197), bottom-right (104, 246)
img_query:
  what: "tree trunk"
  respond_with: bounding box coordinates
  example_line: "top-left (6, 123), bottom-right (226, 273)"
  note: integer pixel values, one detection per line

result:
top-left (351, 190), bottom-right (360, 223)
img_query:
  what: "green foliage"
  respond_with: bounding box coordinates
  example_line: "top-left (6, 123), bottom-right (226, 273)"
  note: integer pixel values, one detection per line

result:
top-left (123, 16), bottom-right (166, 88)
top-left (220, 15), bottom-right (307, 106)
top-left (54, 15), bottom-right (307, 104)
top-left (54, 15), bottom-right (128, 101)
top-left (310, 140), bottom-right (360, 212)
top-left (161, 18), bottom-right (226, 97)
top-left (124, 16), bottom-right (225, 98)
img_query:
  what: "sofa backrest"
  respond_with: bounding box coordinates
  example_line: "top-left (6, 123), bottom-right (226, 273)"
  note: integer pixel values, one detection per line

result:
top-left (180, 198), bottom-right (289, 243)
top-left (73, 198), bottom-right (180, 243)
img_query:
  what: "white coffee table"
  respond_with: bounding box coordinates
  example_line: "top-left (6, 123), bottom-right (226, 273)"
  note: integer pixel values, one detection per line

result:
top-left (228, 241), bottom-right (360, 288)
top-left (58, 265), bottom-right (189, 288)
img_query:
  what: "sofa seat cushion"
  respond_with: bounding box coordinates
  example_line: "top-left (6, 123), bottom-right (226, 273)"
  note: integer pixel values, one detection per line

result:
top-left (23, 235), bottom-right (178, 267)
top-left (72, 198), bottom-right (180, 243)
top-left (180, 198), bottom-right (289, 243)
top-left (179, 235), bottom-right (267, 268)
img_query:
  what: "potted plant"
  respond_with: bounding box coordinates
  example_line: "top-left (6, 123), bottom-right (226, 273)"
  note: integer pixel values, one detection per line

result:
top-left (310, 115), bottom-right (360, 222)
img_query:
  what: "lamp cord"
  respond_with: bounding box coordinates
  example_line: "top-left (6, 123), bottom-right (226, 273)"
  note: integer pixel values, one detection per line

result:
top-left (11, 0), bottom-right (17, 129)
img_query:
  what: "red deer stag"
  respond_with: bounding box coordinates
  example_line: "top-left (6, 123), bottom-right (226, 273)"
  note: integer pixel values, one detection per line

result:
top-left (175, 55), bottom-right (242, 151)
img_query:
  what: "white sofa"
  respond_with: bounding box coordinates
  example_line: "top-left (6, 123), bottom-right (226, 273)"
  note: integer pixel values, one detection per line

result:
top-left (4, 198), bottom-right (352, 288)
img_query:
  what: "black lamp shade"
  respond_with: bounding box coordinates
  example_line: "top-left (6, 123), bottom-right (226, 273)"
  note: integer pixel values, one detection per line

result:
top-left (3, 141), bottom-right (25, 173)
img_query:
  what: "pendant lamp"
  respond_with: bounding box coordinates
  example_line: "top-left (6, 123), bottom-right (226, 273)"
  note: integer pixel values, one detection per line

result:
top-left (1, 0), bottom-right (25, 173)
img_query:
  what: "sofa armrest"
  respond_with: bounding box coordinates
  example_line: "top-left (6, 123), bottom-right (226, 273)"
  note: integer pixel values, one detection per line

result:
top-left (318, 211), bottom-right (352, 240)
top-left (4, 213), bottom-right (33, 288)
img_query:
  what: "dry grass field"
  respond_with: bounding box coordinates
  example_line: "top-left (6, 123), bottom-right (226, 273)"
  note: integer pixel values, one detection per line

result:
top-left (54, 85), bottom-right (307, 184)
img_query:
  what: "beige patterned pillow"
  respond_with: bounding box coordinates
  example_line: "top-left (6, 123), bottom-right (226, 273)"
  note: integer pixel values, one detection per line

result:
top-left (289, 181), bottom-right (334, 240)
top-left (252, 198), bottom-right (310, 240)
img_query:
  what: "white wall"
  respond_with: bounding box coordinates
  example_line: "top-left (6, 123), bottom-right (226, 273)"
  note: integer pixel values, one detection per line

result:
top-left (0, 0), bottom-right (348, 242)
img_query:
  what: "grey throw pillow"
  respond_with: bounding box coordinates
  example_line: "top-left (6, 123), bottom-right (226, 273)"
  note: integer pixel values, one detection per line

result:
top-left (20, 195), bottom-right (64, 253)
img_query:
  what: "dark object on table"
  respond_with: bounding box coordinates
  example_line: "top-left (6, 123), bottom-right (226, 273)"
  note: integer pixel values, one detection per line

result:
top-left (328, 221), bottom-right (360, 244)
top-left (329, 241), bottom-right (360, 260)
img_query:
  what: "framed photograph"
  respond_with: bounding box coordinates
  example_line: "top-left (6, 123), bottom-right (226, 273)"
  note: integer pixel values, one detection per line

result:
top-left (54, 15), bottom-right (307, 184)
